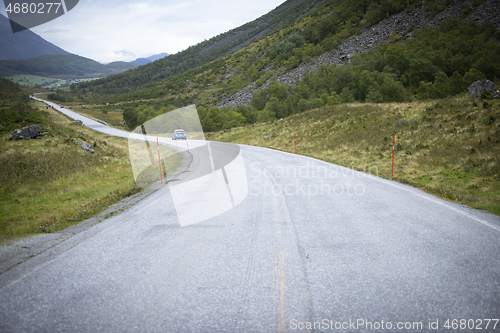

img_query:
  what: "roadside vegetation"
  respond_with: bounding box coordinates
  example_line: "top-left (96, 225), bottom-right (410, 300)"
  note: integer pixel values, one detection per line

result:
top-left (0, 79), bottom-right (179, 244)
top-left (207, 94), bottom-right (500, 215)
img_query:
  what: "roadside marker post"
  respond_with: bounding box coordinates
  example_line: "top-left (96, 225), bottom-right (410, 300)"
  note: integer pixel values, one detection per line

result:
top-left (294, 133), bottom-right (297, 153)
top-left (245, 131), bottom-right (247, 145)
top-left (391, 132), bottom-right (395, 178)
top-left (186, 138), bottom-right (191, 156)
top-left (157, 137), bottom-right (163, 183)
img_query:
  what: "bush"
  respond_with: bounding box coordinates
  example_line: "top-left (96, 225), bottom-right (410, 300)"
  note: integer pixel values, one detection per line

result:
top-left (256, 109), bottom-right (276, 123)
top-left (366, 86), bottom-right (383, 103)
top-left (340, 87), bottom-right (355, 103)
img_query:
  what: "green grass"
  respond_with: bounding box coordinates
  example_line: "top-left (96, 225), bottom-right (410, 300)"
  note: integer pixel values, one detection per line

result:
top-left (6, 75), bottom-right (101, 89)
top-left (0, 100), bottom-right (181, 243)
top-left (207, 94), bottom-right (500, 215)
top-left (7, 75), bottom-right (68, 89)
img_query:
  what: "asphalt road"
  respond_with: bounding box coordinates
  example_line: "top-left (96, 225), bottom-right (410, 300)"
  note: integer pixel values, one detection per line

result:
top-left (1, 98), bottom-right (499, 332)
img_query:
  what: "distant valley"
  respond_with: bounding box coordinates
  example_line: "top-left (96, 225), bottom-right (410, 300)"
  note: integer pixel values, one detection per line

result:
top-left (0, 14), bottom-right (167, 84)
top-left (0, 54), bottom-right (139, 79)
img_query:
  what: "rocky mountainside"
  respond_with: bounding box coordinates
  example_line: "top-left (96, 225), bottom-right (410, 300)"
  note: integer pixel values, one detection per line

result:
top-left (218, 0), bottom-right (500, 107)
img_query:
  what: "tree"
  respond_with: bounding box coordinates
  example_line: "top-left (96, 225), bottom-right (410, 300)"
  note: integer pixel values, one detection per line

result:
top-left (264, 97), bottom-right (282, 118)
top-left (380, 75), bottom-right (405, 102)
top-left (432, 71), bottom-right (449, 99)
top-left (385, 44), bottom-right (410, 76)
top-left (307, 98), bottom-right (324, 110)
top-left (409, 58), bottom-right (438, 87)
top-left (251, 89), bottom-right (271, 110)
top-left (447, 71), bottom-right (465, 96)
top-left (225, 110), bottom-right (246, 128)
top-left (463, 68), bottom-right (486, 87)
top-left (366, 86), bottom-right (383, 103)
top-left (123, 108), bottom-right (139, 129)
top-left (256, 109), bottom-right (276, 123)
top-left (202, 107), bottom-right (223, 132)
top-left (236, 105), bottom-right (257, 124)
top-left (340, 87), bottom-right (355, 103)
top-left (417, 81), bottom-right (436, 99)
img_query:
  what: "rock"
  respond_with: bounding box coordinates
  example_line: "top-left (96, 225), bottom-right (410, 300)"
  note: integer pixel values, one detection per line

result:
top-left (12, 125), bottom-right (42, 140)
top-left (72, 138), bottom-right (95, 153)
top-left (468, 80), bottom-right (499, 98)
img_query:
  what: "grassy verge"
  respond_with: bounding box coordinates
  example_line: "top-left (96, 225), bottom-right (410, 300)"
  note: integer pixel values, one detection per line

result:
top-left (206, 94), bottom-right (500, 215)
top-left (0, 100), bottom-right (180, 244)
top-left (35, 95), bottom-right (130, 131)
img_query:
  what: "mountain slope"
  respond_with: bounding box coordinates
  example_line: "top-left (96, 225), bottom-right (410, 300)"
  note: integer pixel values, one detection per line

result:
top-left (72, 0), bottom-right (325, 94)
top-left (106, 61), bottom-right (138, 73)
top-left (0, 14), bottom-right (69, 60)
top-left (132, 53), bottom-right (169, 66)
top-left (218, 0), bottom-right (500, 107)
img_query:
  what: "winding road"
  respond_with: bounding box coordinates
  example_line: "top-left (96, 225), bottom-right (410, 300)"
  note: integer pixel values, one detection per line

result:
top-left (0, 98), bottom-right (499, 332)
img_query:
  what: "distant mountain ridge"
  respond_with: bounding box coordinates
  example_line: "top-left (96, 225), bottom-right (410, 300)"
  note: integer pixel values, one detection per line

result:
top-left (0, 14), bottom-right (69, 60)
top-left (132, 53), bottom-right (169, 66)
top-left (0, 54), bottom-right (138, 77)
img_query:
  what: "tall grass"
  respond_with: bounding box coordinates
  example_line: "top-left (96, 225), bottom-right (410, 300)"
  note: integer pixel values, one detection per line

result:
top-left (0, 101), bottom-right (143, 243)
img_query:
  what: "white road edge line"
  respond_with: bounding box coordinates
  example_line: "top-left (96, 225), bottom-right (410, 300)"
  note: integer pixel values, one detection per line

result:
top-left (370, 175), bottom-right (500, 232)
top-left (242, 145), bottom-right (500, 233)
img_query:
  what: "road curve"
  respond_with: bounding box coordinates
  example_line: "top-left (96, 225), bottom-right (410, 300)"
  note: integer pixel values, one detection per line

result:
top-left (0, 98), bottom-right (499, 332)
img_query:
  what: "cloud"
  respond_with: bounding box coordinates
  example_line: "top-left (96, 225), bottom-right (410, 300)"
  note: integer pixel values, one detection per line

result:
top-left (36, 28), bottom-right (70, 34)
top-left (100, 50), bottom-right (136, 63)
top-left (19, 0), bottom-right (287, 62)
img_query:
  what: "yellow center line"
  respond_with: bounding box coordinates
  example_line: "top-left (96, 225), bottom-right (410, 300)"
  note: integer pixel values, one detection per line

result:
top-left (278, 250), bottom-right (286, 333)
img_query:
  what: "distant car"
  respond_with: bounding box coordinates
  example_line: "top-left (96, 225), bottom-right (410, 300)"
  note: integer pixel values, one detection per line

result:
top-left (172, 129), bottom-right (187, 140)
top-left (60, 106), bottom-right (64, 108)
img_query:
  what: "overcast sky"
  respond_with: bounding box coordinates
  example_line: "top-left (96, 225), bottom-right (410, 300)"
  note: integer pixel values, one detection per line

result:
top-left (1, 0), bottom-right (286, 63)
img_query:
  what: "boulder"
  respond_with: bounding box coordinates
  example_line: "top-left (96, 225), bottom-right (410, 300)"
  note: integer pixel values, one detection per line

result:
top-left (71, 138), bottom-right (94, 153)
top-left (468, 80), bottom-right (499, 98)
top-left (12, 125), bottom-right (42, 140)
